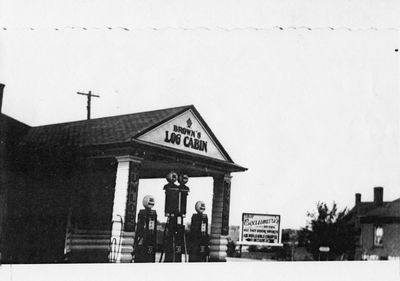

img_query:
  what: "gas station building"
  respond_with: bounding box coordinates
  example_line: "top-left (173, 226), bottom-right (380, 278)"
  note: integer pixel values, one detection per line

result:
top-left (0, 85), bottom-right (247, 263)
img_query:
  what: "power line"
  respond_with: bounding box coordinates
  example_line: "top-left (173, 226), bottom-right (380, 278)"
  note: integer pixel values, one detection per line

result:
top-left (1, 26), bottom-right (399, 32)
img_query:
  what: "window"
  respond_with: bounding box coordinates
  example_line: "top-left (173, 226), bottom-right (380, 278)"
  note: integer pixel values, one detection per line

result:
top-left (374, 225), bottom-right (383, 247)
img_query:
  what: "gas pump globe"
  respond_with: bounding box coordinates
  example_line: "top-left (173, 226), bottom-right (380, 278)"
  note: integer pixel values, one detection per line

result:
top-left (166, 171), bottom-right (178, 183)
top-left (195, 201), bottom-right (206, 214)
top-left (178, 174), bottom-right (188, 185)
top-left (143, 195), bottom-right (155, 209)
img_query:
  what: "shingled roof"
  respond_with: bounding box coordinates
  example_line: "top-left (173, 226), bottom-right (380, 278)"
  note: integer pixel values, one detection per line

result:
top-left (1, 103), bottom-right (248, 170)
top-left (345, 199), bottom-right (400, 225)
top-left (20, 105), bottom-right (191, 149)
top-left (362, 198), bottom-right (400, 218)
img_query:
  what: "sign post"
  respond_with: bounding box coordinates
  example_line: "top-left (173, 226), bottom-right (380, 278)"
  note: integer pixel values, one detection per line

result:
top-left (318, 246), bottom-right (330, 261)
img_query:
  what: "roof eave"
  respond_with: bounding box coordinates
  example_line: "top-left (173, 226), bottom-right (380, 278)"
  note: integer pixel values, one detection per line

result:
top-left (79, 139), bottom-right (247, 173)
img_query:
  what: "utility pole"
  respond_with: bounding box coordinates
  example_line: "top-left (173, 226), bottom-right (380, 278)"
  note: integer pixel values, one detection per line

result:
top-left (77, 91), bottom-right (100, 120)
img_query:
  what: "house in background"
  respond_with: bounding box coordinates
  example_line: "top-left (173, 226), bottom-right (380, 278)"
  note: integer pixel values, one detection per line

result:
top-left (348, 187), bottom-right (400, 260)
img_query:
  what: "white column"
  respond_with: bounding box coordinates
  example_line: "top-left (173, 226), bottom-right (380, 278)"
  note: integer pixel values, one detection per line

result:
top-left (209, 174), bottom-right (232, 262)
top-left (109, 155), bottom-right (141, 263)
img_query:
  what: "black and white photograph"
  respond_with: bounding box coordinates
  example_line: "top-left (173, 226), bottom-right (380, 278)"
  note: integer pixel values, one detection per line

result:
top-left (0, 1), bottom-right (399, 280)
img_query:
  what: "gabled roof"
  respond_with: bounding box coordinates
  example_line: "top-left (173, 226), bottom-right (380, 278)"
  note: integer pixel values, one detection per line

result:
top-left (21, 105), bottom-right (191, 148)
top-left (19, 105), bottom-right (236, 163)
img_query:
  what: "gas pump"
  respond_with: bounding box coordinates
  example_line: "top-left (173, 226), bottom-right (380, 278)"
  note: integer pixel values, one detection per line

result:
top-left (160, 172), bottom-right (189, 262)
top-left (178, 174), bottom-right (189, 217)
top-left (189, 201), bottom-right (209, 262)
top-left (133, 195), bottom-right (157, 263)
top-left (164, 172), bottom-right (179, 216)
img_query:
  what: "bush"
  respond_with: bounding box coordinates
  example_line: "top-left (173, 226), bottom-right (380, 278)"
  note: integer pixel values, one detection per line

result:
top-left (248, 245), bottom-right (259, 252)
top-left (273, 244), bottom-right (292, 261)
top-left (226, 240), bottom-right (237, 257)
top-left (259, 246), bottom-right (275, 253)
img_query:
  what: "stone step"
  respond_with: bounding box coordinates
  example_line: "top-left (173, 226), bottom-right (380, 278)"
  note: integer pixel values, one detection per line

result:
top-left (109, 245), bottom-right (134, 254)
top-left (71, 237), bottom-right (134, 245)
top-left (70, 244), bottom-right (109, 251)
top-left (74, 229), bottom-right (111, 235)
top-left (70, 244), bottom-right (133, 250)
top-left (73, 230), bottom-right (135, 237)
top-left (108, 252), bottom-right (133, 263)
top-left (71, 234), bottom-right (110, 239)
top-left (71, 238), bottom-right (110, 245)
top-left (70, 243), bottom-right (134, 252)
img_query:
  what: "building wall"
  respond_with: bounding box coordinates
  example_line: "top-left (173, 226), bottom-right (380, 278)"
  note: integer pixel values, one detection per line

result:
top-left (1, 145), bottom-right (118, 264)
top-left (0, 177), bottom-right (10, 259)
top-left (359, 223), bottom-right (400, 260)
top-left (70, 162), bottom-right (116, 231)
top-left (3, 172), bottom-right (70, 263)
top-left (0, 114), bottom-right (31, 262)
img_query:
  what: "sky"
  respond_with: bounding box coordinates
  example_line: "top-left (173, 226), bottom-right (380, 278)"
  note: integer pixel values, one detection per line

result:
top-left (1, 0), bottom-right (400, 229)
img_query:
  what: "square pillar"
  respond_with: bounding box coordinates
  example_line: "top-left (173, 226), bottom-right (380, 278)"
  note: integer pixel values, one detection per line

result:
top-left (209, 174), bottom-right (231, 262)
top-left (124, 162), bottom-right (140, 232)
top-left (109, 155), bottom-right (141, 263)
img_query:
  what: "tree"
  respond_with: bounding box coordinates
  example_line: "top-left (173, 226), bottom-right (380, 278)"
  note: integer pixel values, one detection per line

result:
top-left (300, 202), bottom-right (356, 260)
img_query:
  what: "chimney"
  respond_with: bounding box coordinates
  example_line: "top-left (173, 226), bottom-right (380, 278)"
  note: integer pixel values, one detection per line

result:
top-left (373, 187), bottom-right (383, 207)
top-left (355, 193), bottom-right (361, 206)
top-left (0, 83), bottom-right (4, 114)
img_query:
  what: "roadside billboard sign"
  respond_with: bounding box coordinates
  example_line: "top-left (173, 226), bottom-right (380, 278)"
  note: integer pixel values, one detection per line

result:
top-left (240, 213), bottom-right (281, 246)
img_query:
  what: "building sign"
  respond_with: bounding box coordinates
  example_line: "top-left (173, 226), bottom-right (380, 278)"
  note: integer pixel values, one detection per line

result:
top-left (124, 163), bottom-right (140, 232)
top-left (138, 109), bottom-right (227, 161)
top-left (241, 213), bottom-right (281, 245)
